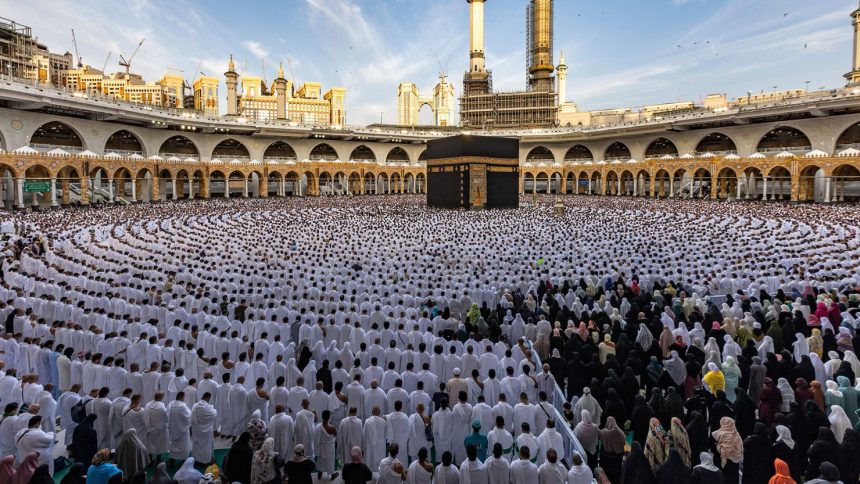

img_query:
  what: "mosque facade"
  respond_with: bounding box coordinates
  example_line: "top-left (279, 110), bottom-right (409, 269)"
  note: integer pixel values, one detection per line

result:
top-left (2, 3), bottom-right (860, 206)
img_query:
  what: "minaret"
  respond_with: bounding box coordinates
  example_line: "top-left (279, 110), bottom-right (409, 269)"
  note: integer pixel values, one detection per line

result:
top-left (274, 62), bottom-right (287, 120)
top-left (467, 0), bottom-right (488, 79)
top-left (556, 50), bottom-right (567, 106)
top-left (845, 1), bottom-right (860, 86)
top-left (225, 55), bottom-right (239, 116)
top-left (528, 0), bottom-right (554, 92)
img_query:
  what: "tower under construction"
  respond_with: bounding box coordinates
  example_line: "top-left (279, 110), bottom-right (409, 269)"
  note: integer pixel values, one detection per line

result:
top-left (460, 0), bottom-right (558, 129)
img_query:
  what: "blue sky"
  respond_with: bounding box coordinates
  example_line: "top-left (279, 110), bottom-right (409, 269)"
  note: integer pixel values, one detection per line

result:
top-left (1, 0), bottom-right (853, 125)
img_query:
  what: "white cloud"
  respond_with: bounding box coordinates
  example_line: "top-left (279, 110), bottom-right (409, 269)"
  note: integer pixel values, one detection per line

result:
top-left (242, 41), bottom-right (270, 60)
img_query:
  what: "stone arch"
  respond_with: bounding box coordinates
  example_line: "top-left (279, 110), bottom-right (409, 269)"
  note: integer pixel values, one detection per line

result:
top-left (104, 129), bottom-right (146, 157)
top-left (386, 147), bottom-right (410, 165)
top-left (112, 167), bottom-right (134, 202)
top-left (309, 143), bottom-right (338, 162)
top-left (756, 126), bottom-right (812, 153)
top-left (604, 142), bottom-right (631, 161)
top-left (834, 121), bottom-right (860, 152)
top-left (319, 171), bottom-right (333, 194)
top-left (694, 132), bottom-right (738, 155)
top-left (157, 168), bottom-right (176, 201)
top-left (226, 170), bottom-right (247, 197)
top-left (604, 170), bottom-right (620, 195)
top-left (208, 170), bottom-right (227, 198)
top-left (832, 164), bottom-right (860, 202)
top-left (284, 171), bottom-right (299, 195)
top-left (263, 140), bottom-right (298, 161)
top-left (415, 172), bottom-right (426, 193)
top-left (740, 166), bottom-right (764, 200)
top-left (377, 172), bottom-right (390, 193)
top-left (549, 172), bottom-right (562, 194)
top-left (190, 169), bottom-right (205, 199)
top-left (644, 138), bottom-right (679, 158)
top-left (302, 171), bottom-right (317, 195)
top-left (267, 170), bottom-right (283, 196)
top-left (590, 171), bottom-right (602, 195)
top-left (715, 167), bottom-right (738, 200)
top-left (135, 167), bottom-right (156, 202)
top-left (690, 167), bottom-right (712, 198)
top-left (350, 145), bottom-right (377, 163)
top-left (21, 164), bottom-right (51, 207)
top-left (797, 164), bottom-right (824, 202)
top-left (635, 169), bottom-right (650, 197)
top-left (159, 135), bottom-right (200, 158)
top-left (523, 172), bottom-right (536, 193)
top-left (576, 171), bottom-right (589, 194)
top-left (564, 145), bottom-right (593, 162)
top-left (391, 172), bottom-right (403, 193)
top-left (212, 139), bottom-right (250, 160)
top-left (620, 170), bottom-right (634, 195)
top-left (28, 121), bottom-right (86, 151)
top-left (247, 170), bottom-right (264, 197)
top-left (173, 169), bottom-right (191, 199)
top-left (348, 171), bottom-right (362, 194)
top-left (85, 165), bottom-right (112, 204)
top-left (534, 172), bottom-right (549, 193)
top-left (363, 172), bottom-right (376, 194)
top-left (565, 171), bottom-right (575, 193)
top-left (653, 169), bottom-right (671, 198)
top-left (526, 146), bottom-right (555, 164)
top-left (418, 150), bottom-right (429, 163)
top-left (766, 165), bottom-right (791, 201)
top-left (53, 165), bottom-right (82, 205)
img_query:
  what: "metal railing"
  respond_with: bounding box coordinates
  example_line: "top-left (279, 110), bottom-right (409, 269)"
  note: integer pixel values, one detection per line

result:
top-left (758, 146), bottom-right (812, 154)
top-left (694, 150), bottom-right (737, 156)
top-left (531, 350), bottom-right (589, 465)
top-left (104, 149), bottom-right (143, 157)
top-left (158, 152), bottom-right (200, 160)
top-left (264, 156), bottom-right (299, 163)
top-left (28, 143), bottom-right (84, 153)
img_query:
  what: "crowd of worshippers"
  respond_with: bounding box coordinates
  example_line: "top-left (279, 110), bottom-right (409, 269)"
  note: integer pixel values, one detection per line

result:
top-left (0, 195), bottom-right (859, 484)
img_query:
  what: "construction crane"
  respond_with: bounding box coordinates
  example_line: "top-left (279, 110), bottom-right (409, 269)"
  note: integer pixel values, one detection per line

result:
top-left (118, 38), bottom-right (145, 76)
top-left (287, 56), bottom-right (296, 81)
top-left (184, 60), bottom-right (202, 92)
top-left (261, 58), bottom-right (267, 85)
top-left (70, 29), bottom-right (83, 68)
top-left (101, 52), bottom-right (111, 73)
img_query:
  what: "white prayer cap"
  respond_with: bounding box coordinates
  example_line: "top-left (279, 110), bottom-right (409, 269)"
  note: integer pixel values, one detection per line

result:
top-left (753, 322), bottom-right (761, 329)
top-left (453, 368), bottom-right (461, 376)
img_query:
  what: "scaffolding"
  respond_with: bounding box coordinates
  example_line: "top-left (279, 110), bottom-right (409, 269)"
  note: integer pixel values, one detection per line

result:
top-left (0, 17), bottom-right (37, 79)
top-left (459, 0), bottom-right (557, 128)
top-left (460, 82), bottom-right (556, 129)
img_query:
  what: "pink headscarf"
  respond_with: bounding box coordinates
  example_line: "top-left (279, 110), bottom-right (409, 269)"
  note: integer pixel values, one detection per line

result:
top-left (351, 446), bottom-right (364, 463)
top-left (827, 302), bottom-right (842, 326)
top-left (0, 456), bottom-right (15, 483)
top-left (814, 302), bottom-right (828, 319)
top-left (13, 452), bottom-right (39, 484)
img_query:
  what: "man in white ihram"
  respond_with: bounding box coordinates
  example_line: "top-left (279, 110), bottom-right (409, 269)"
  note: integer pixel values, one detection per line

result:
top-left (16, 415), bottom-right (55, 473)
top-left (167, 391), bottom-right (192, 462)
top-left (190, 392), bottom-right (217, 465)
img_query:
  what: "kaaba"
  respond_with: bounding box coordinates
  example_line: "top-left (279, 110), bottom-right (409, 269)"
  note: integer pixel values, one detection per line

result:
top-left (424, 135), bottom-right (520, 209)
